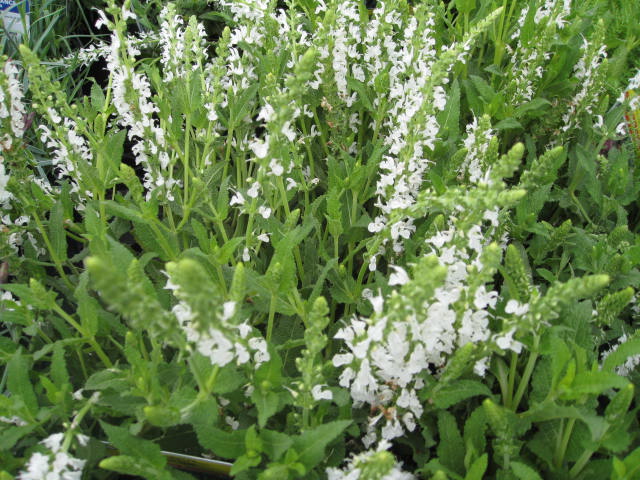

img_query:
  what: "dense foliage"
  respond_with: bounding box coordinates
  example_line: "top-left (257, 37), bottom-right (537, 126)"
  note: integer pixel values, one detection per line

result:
top-left (1, 0), bottom-right (640, 478)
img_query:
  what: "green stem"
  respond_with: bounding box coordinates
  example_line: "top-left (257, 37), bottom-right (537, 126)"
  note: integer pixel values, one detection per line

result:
top-left (507, 351), bottom-right (518, 408)
top-left (512, 337), bottom-right (540, 411)
top-left (554, 418), bottom-right (576, 469)
top-left (222, 126), bottom-right (234, 182)
top-left (569, 448), bottom-right (596, 478)
top-left (184, 114), bottom-right (192, 207)
top-left (53, 304), bottom-right (113, 368)
top-left (313, 108), bottom-right (331, 157)
top-left (31, 211), bottom-right (73, 290)
top-left (495, 357), bottom-right (511, 408)
top-left (266, 292), bottom-right (277, 342)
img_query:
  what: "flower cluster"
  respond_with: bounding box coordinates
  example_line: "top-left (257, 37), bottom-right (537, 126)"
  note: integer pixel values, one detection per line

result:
top-left (459, 115), bottom-right (496, 184)
top-left (601, 333), bottom-right (640, 377)
top-left (333, 208), bottom-right (520, 445)
top-left (326, 440), bottom-right (414, 480)
top-left (101, 4), bottom-right (175, 200)
top-left (18, 433), bottom-right (87, 480)
top-left (0, 58), bottom-right (26, 204)
top-left (505, 0), bottom-right (570, 106)
top-left (559, 21), bottom-right (608, 135)
top-left (165, 260), bottom-right (270, 369)
top-left (367, 6), bottom-right (502, 265)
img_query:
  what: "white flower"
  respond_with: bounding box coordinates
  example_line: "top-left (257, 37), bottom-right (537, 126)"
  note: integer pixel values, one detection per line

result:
top-left (247, 182), bottom-right (260, 198)
top-left (257, 232), bottom-right (270, 243)
top-left (388, 265), bottom-right (410, 286)
top-left (333, 353), bottom-right (354, 367)
top-left (505, 299), bottom-right (529, 315)
top-left (281, 121), bottom-right (296, 142)
top-left (369, 294), bottom-right (384, 314)
top-left (269, 159), bottom-right (284, 176)
top-left (311, 384), bottom-right (333, 401)
top-left (257, 103), bottom-right (275, 122)
top-left (258, 206), bottom-right (271, 218)
top-left (230, 191), bottom-right (245, 206)
top-left (225, 416), bottom-right (240, 430)
top-left (495, 328), bottom-right (523, 353)
top-left (286, 177), bottom-right (297, 190)
top-left (250, 136), bottom-right (270, 158)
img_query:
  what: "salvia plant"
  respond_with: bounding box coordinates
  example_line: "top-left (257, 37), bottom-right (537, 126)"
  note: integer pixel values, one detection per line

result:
top-left (1, 0), bottom-right (640, 479)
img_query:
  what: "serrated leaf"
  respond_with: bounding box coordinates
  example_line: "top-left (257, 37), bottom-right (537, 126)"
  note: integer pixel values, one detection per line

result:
top-left (7, 350), bottom-right (38, 414)
top-left (465, 453), bottom-right (487, 480)
top-left (563, 371), bottom-right (629, 398)
top-left (494, 118), bottom-right (523, 130)
top-left (437, 411), bottom-right (465, 475)
top-left (76, 284), bottom-right (99, 338)
top-left (292, 420), bottom-right (351, 470)
top-left (195, 426), bottom-right (246, 460)
top-left (347, 77), bottom-right (374, 112)
top-left (99, 455), bottom-right (172, 480)
top-left (91, 81), bottom-right (105, 111)
top-left (432, 380), bottom-right (492, 408)
top-left (251, 390), bottom-right (281, 428)
top-left (211, 365), bottom-right (247, 395)
top-left (0, 424), bottom-right (37, 450)
top-left (470, 74), bottom-right (496, 103)
top-left (85, 369), bottom-right (129, 391)
top-left (100, 422), bottom-right (166, 469)
top-left (511, 461), bottom-right (543, 480)
top-left (514, 98), bottom-right (551, 119)
top-left (102, 200), bottom-right (146, 223)
top-left (260, 430), bottom-right (293, 461)
top-left (464, 406), bottom-right (487, 456)
top-left (51, 343), bottom-right (70, 390)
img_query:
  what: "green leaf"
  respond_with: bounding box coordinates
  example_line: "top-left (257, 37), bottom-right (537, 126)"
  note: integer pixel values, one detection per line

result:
top-left (347, 77), bottom-right (374, 112)
top-left (431, 380), bottom-right (492, 409)
top-left (195, 427), bottom-right (246, 460)
top-left (100, 129), bottom-right (126, 181)
top-left (50, 343), bottom-right (70, 390)
top-left (229, 83), bottom-right (259, 125)
top-left (212, 365), bottom-right (247, 395)
top-left (456, 0), bottom-right (476, 15)
top-left (605, 384), bottom-right (634, 423)
top-left (465, 454), bottom-right (487, 480)
top-left (99, 455), bottom-right (173, 480)
top-left (437, 411), bottom-right (465, 475)
top-left (292, 420), bottom-right (351, 470)
top-left (76, 273), bottom-right (100, 338)
top-left (513, 98), bottom-right (551, 119)
top-left (191, 218), bottom-right (210, 253)
top-left (251, 390), bottom-right (282, 428)
top-left (469, 75), bottom-right (496, 103)
top-left (49, 198), bottom-right (67, 262)
top-left (562, 371), bottom-right (629, 399)
top-left (511, 461), bottom-right (543, 480)
top-left (91, 80), bottom-right (106, 111)
top-left (100, 422), bottom-right (166, 469)
top-left (260, 430), bottom-right (293, 462)
top-left (464, 406), bottom-right (487, 457)
top-left (102, 200), bottom-right (146, 223)
top-left (85, 369), bottom-right (129, 391)
top-left (7, 350), bottom-right (38, 414)
top-left (494, 118), bottom-right (523, 130)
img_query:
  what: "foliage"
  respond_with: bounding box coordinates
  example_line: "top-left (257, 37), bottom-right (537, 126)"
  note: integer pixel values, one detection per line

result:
top-left (1, 0), bottom-right (640, 478)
